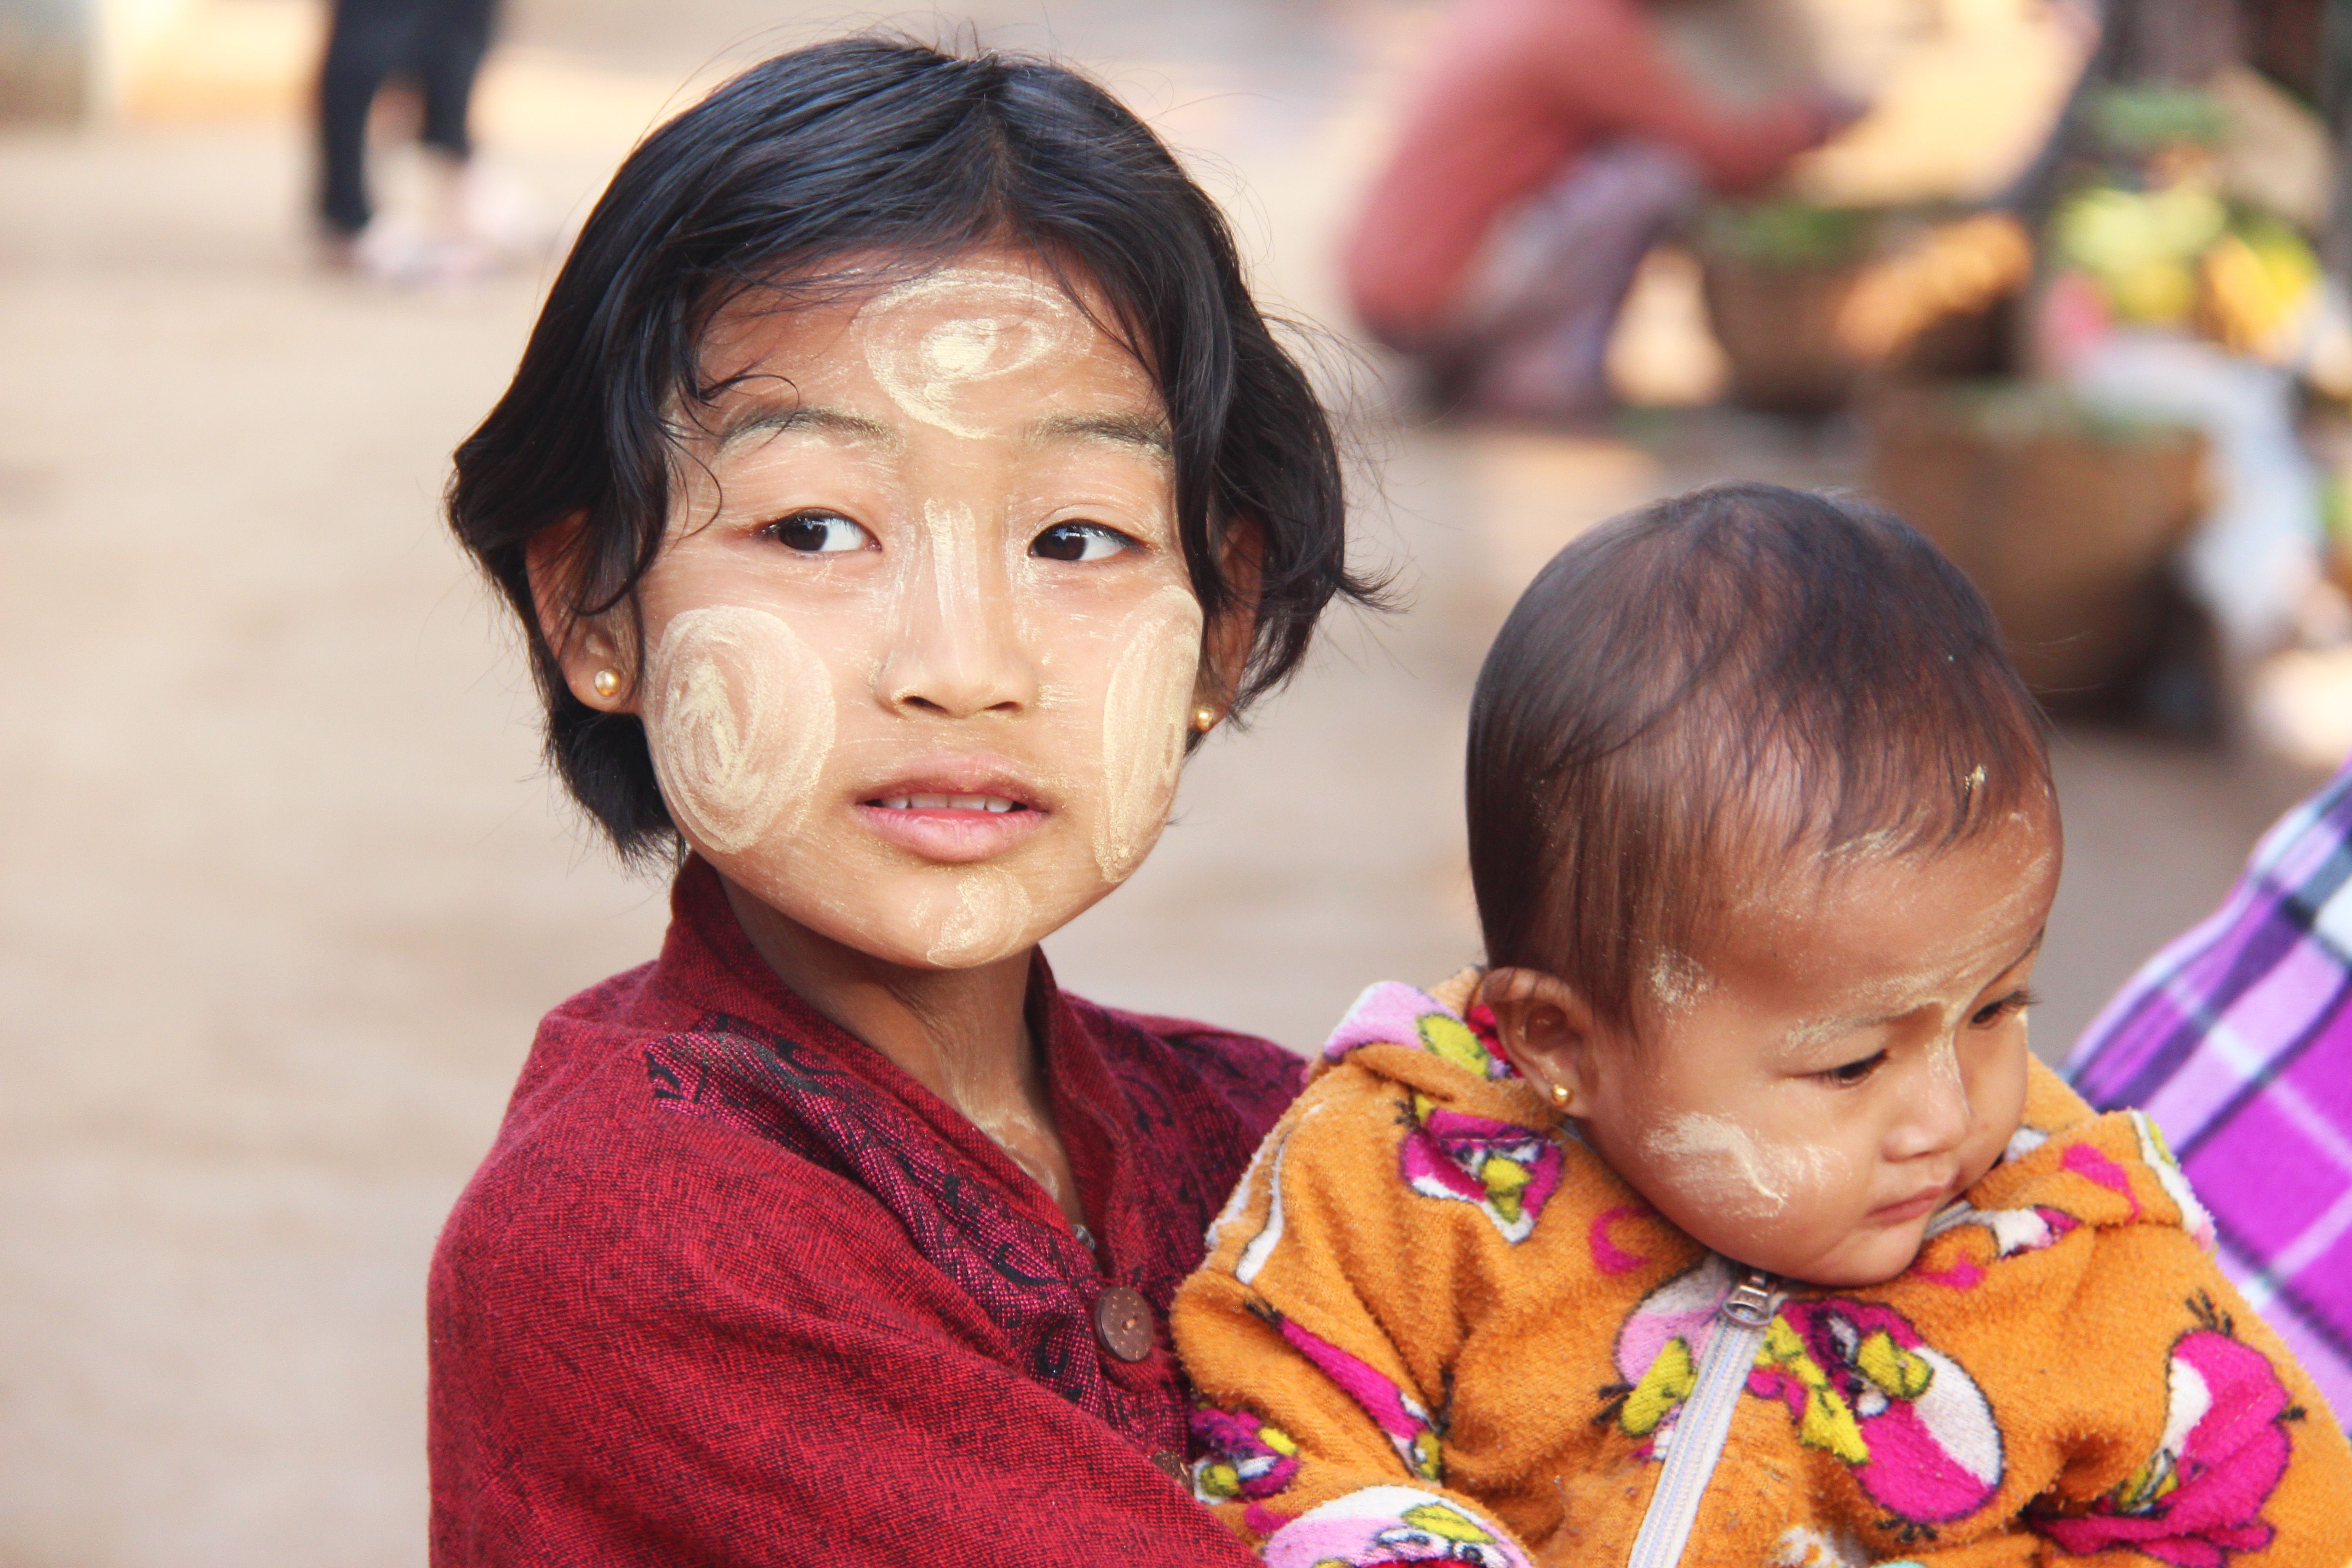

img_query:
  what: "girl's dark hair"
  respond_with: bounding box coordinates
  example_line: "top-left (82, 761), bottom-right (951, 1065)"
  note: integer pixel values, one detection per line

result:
top-left (1465, 482), bottom-right (2053, 1037)
top-left (448, 36), bottom-right (1374, 857)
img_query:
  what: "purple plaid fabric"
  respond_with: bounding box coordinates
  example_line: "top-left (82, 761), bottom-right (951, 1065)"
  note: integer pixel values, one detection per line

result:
top-left (2068, 757), bottom-right (2352, 1429)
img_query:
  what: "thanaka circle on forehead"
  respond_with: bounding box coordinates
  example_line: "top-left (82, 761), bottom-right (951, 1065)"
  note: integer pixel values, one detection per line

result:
top-left (854, 265), bottom-right (1096, 440)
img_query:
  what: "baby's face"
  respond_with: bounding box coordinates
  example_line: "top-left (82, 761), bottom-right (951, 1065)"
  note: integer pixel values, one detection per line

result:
top-left (1572, 811), bottom-right (2060, 1287)
top-left (581, 249), bottom-right (1211, 970)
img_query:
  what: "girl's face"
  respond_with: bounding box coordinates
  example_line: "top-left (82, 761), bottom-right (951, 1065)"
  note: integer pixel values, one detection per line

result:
top-left (570, 250), bottom-right (1222, 970)
top-left (1516, 809), bottom-right (2060, 1287)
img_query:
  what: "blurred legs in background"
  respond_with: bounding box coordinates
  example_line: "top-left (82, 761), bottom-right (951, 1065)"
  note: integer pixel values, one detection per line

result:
top-left (316, 0), bottom-right (502, 279)
top-left (1388, 143), bottom-right (1700, 422)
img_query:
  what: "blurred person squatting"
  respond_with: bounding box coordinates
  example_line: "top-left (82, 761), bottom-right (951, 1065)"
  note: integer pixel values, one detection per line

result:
top-left (1172, 484), bottom-right (2352, 1566)
top-left (1342, 0), bottom-right (1847, 420)
top-left (426, 37), bottom-right (1384, 1565)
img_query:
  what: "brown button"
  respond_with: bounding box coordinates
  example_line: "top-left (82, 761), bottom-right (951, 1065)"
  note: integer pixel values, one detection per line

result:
top-left (1093, 1284), bottom-right (1155, 1362)
top-left (1149, 1449), bottom-right (1186, 1482)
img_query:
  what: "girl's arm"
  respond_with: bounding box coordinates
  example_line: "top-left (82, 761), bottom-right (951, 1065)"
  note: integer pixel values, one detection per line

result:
top-left (429, 1123), bottom-right (1254, 1567)
top-left (2010, 1221), bottom-right (2352, 1568)
top-left (1170, 1077), bottom-right (1537, 1566)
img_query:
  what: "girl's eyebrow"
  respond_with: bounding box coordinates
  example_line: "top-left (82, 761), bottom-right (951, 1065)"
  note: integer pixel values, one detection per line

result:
top-left (718, 403), bottom-right (897, 451)
top-left (1031, 410), bottom-right (1172, 456)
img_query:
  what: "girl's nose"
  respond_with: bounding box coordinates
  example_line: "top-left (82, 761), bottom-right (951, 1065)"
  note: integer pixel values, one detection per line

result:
top-left (876, 516), bottom-right (1038, 719)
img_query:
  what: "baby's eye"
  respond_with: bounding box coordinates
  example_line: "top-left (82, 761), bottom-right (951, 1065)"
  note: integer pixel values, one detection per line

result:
top-left (1031, 521), bottom-right (1136, 563)
top-left (764, 510), bottom-right (872, 554)
top-left (1970, 988), bottom-right (2037, 1028)
top-left (1818, 1050), bottom-right (1887, 1088)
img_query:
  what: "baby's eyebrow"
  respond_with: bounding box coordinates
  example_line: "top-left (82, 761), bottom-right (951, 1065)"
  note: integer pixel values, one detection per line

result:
top-left (1999, 926), bottom-right (2048, 976)
top-left (1788, 927), bottom-right (2051, 1044)
top-left (1030, 410), bottom-right (1173, 457)
top-left (717, 403), bottom-right (897, 451)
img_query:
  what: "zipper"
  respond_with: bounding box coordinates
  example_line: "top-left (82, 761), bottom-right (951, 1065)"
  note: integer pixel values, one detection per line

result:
top-left (1623, 1264), bottom-right (1779, 1568)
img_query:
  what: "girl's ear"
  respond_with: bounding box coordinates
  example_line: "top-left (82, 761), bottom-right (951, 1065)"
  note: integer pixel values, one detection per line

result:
top-left (524, 516), bottom-right (638, 715)
top-left (1482, 966), bottom-right (1607, 1117)
top-left (1193, 519), bottom-right (1263, 727)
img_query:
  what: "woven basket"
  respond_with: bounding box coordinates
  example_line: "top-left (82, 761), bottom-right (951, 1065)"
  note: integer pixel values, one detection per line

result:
top-left (1864, 384), bottom-right (2207, 701)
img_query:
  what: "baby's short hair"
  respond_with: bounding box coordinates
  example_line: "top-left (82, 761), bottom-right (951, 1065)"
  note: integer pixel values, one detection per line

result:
top-left (1465, 482), bottom-right (2051, 1035)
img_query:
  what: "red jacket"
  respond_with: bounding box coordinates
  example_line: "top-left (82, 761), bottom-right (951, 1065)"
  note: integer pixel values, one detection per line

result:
top-left (428, 858), bottom-right (1305, 1564)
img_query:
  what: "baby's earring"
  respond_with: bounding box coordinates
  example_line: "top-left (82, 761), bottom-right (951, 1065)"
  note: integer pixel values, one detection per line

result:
top-left (1190, 703), bottom-right (1218, 734)
top-left (592, 668), bottom-right (623, 701)
top-left (1548, 1081), bottom-right (1573, 1112)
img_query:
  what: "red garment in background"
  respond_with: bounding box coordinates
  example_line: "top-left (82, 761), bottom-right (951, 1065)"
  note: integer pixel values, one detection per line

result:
top-left (1343, 0), bottom-right (1822, 334)
top-left (428, 858), bottom-right (1305, 1564)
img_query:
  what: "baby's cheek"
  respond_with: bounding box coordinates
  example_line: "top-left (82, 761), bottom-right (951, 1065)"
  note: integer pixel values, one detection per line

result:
top-left (1644, 1112), bottom-right (1850, 1226)
top-left (1768, 1141), bottom-right (1864, 1246)
top-left (1969, 1036), bottom-right (2034, 1151)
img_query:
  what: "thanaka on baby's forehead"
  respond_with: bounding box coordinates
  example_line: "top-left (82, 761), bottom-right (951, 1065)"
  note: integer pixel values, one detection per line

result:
top-left (1618, 784), bottom-right (2058, 1015)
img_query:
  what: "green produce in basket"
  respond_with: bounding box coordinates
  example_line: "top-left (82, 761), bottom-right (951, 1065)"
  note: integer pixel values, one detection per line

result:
top-left (2086, 85), bottom-right (2230, 157)
top-left (1697, 201), bottom-right (1874, 270)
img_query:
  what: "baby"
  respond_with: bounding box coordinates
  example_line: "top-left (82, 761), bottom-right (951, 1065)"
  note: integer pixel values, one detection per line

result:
top-left (1171, 484), bottom-right (2352, 1567)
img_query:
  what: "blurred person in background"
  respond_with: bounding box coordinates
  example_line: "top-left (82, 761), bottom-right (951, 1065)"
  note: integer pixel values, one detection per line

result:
top-left (315, 0), bottom-right (503, 280)
top-left (1343, 0), bottom-right (1850, 421)
top-left (2070, 752), bottom-right (2352, 1433)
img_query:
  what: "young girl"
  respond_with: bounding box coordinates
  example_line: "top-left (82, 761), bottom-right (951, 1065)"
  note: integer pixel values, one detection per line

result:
top-left (427, 37), bottom-right (1377, 1565)
top-left (1172, 484), bottom-right (2352, 1567)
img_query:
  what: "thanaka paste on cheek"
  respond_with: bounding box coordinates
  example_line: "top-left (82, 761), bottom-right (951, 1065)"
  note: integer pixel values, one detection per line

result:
top-left (645, 605), bottom-right (837, 853)
top-left (1645, 1111), bottom-right (1847, 1222)
top-left (1093, 585), bottom-right (1204, 883)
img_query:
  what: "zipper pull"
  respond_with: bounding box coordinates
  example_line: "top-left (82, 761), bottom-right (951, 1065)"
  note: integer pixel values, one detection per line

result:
top-left (1719, 1268), bottom-right (1777, 1328)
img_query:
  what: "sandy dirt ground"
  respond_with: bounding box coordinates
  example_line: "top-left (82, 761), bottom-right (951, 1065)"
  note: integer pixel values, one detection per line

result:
top-left (0, 0), bottom-right (2327, 1561)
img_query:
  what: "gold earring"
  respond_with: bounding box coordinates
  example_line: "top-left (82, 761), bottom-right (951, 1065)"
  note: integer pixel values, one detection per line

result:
top-left (1549, 1082), bottom-right (1573, 1111)
top-left (1190, 704), bottom-right (1217, 733)
top-left (592, 668), bottom-right (622, 700)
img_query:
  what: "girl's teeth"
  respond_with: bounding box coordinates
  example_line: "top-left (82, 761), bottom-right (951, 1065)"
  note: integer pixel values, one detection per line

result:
top-left (879, 794), bottom-right (1018, 813)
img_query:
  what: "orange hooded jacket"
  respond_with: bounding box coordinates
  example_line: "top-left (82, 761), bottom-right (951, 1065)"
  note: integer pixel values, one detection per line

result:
top-left (1171, 973), bottom-right (2352, 1568)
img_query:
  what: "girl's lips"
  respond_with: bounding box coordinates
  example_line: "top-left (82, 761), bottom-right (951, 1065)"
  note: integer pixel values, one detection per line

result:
top-left (857, 796), bottom-right (1048, 863)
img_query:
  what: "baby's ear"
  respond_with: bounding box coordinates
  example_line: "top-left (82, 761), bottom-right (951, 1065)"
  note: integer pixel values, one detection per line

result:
top-left (1482, 967), bottom-right (1604, 1117)
top-left (525, 515), bottom-right (638, 714)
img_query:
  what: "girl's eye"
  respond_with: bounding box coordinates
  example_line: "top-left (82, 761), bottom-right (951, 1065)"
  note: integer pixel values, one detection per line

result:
top-left (1031, 521), bottom-right (1136, 563)
top-left (1818, 1051), bottom-right (1888, 1088)
top-left (764, 510), bottom-right (872, 554)
top-left (1970, 989), bottom-right (2037, 1028)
